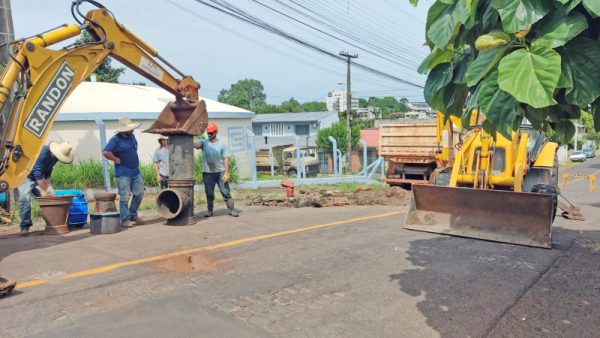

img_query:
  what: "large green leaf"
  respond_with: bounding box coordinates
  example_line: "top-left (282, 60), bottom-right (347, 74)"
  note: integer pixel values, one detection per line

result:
top-left (491, 0), bottom-right (552, 33)
top-left (465, 45), bottom-right (509, 86)
top-left (554, 119), bottom-right (576, 143)
top-left (482, 1), bottom-right (499, 31)
top-left (478, 70), bottom-right (517, 137)
top-left (591, 97), bottom-right (600, 131)
top-left (466, 0), bottom-right (480, 19)
top-left (443, 83), bottom-right (469, 117)
top-left (531, 9), bottom-right (587, 49)
top-left (424, 63), bottom-right (454, 108)
top-left (566, 0), bottom-right (583, 13)
top-left (498, 46), bottom-right (561, 108)
top-left (558, 52), bottom-right (574, 90)
top-left (426, 0), bottom-right (469, 48)
top-left (418, 48), bottom-right (454, 74)
top-left (583, 0), bottom-right (600, 16)
top-left (560, 37), bottom-right (600, 107)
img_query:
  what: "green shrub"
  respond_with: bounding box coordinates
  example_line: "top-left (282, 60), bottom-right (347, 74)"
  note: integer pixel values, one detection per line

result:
top-left (140, 162), bottom-right (158, 187)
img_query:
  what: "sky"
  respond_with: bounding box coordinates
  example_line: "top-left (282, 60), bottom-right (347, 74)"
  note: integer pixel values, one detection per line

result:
top-left (11, 0), bottom-right (432, 104)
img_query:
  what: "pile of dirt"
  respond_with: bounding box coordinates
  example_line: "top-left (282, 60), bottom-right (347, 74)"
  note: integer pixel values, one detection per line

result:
top-left (246, 186), bottom-right (411, 208)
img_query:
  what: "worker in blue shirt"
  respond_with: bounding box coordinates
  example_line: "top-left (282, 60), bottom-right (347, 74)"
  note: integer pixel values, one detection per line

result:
top-left (103, 117), bottom-right (145, 228)
top-left (18, 141), bottom-right (74, 234)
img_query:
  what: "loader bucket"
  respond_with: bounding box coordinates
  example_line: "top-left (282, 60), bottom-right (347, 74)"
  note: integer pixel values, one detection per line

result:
top-left (404, 184), bottom-right (554, 248)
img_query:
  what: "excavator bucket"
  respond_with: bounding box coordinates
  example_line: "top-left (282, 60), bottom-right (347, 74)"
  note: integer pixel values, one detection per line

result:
top-left (144, 99), bottom-right (208, 136)
top-left (404, 184), bottom-right (554, 248)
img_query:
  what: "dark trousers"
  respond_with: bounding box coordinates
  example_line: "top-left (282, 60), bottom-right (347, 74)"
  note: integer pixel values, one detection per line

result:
top-left (160, 175), bottom-right (169, 189)
top-left (202, 172), bottom-right (231, 210)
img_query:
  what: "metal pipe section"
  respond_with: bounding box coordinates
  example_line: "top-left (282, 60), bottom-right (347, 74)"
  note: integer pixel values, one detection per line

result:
top-left (94, 119), bottom-right (112, 191)
top-left (336, 149), bottom-right (343, 176)
top-left (328, 136), bottom-right (338, 177)
top-left (359, 138), bottom-right (367, 177)
top-left (156, 135), bottom-right (195, 225)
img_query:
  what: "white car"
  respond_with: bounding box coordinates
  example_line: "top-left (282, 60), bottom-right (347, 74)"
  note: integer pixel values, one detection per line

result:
top-left (570, 150), bottom-right (587, 162)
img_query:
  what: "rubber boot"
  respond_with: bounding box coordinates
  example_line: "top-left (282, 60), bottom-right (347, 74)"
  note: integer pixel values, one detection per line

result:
top-left (226, 199), bottom-right (239, 217)
top-left (204, 200), bottom-right (214, 217)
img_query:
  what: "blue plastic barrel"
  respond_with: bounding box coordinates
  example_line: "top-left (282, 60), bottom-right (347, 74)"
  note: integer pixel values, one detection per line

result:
top-left (55, 189), bottom-right (88, 228)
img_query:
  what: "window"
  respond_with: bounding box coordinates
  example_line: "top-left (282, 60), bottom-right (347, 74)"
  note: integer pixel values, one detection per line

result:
top-left (252, 124), bottom-right (262, 136)
top-left (295, 124), bottom-right (310, 135)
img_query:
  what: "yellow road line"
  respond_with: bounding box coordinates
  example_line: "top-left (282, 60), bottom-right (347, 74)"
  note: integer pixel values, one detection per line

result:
top-left (15, 211), bottom-right (403, 289)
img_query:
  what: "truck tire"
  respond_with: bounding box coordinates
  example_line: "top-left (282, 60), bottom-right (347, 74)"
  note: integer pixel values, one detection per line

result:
top-left (530, 184), bottom-right (558, 222)
top-left (287, 168), bottom-right (297, 177)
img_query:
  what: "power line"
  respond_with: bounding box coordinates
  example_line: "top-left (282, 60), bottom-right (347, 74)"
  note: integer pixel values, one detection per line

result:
top-left (191, 0), bottom-right (424, 88)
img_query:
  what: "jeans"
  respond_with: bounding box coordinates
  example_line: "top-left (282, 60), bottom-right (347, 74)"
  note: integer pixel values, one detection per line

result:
top-left (203, 172), bottom-right (231, 211)
top-left (116, 173), bottom-right (145, 222)
top-left (18, 178), bottom-right (41, 229)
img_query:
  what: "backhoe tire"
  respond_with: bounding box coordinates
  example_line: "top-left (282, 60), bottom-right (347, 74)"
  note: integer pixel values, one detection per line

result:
top-left (287, 169), bottom-right (297, 177)
top-left (530, 184), bottom-right (558, 222)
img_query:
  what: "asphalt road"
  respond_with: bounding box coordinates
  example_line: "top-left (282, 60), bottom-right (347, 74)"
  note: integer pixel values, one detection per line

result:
top-left (0, 158), bottom-right (599, 337)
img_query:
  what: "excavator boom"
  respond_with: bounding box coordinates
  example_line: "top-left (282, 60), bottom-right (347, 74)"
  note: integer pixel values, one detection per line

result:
top-left (0, 1), bottom-right (207, 192)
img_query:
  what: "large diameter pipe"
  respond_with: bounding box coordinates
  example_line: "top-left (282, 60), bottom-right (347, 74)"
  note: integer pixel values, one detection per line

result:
top-left (156, 188), bottom-right (192, 221)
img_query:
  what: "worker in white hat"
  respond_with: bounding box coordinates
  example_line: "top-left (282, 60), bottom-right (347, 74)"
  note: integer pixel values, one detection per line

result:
top-left (153, 135), bottom-right (169, 190)
top-left (17, 141), bottom-right (74, 234)
top-left (102, 117), bottom-right (145, 228)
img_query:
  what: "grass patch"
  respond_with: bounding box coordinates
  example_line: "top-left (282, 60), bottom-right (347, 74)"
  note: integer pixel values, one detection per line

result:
top-left (591, 242), bottom-right (600, 253)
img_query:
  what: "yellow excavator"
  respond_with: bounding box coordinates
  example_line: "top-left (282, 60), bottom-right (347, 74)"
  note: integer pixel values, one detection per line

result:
top-left (405, 110), bottom-right (560, 248)
top-left (0, 0), bottom-right (207, 296)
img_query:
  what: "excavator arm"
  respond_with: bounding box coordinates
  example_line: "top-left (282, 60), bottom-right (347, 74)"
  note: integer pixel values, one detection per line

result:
top-left (0, 0), bottom-right (207, 192)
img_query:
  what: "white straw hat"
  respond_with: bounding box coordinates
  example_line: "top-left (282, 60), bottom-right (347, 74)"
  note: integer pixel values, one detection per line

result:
top-left (49, 141), bottom-right (74, 164)
top-left (115, 117), bottom-right (141, 133)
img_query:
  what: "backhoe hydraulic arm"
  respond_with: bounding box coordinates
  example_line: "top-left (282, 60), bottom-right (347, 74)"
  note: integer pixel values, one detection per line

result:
top-left (0, 0), bottom-right (206, 192)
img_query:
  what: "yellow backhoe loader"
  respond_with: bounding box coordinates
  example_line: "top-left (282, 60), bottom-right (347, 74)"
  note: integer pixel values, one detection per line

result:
top-left (0, 0), bottom-right (208, 296)
top-left (404, 110), bottom-right (560, 248)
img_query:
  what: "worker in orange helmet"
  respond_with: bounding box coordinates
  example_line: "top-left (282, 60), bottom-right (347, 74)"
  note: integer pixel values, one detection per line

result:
top-left (194, 122), bottom-right (238, 217)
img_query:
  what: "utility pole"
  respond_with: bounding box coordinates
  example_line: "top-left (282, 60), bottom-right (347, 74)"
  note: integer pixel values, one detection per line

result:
top-left (0, 0), bottom-right (14, 67)
top-left (339, 50), bottom-right (357, 172)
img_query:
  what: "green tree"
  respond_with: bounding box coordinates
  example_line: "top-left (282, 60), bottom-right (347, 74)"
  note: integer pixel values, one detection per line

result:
top-left (280, 97), bottom-right (302, 112)
top-left (256, 103), bottom-right (285, 114)
top-left (301, 101), bottom-right (327, 111)
top-left (218, 79), bottom-right (267, 112)
top-left (358, 98), bottom-right (368, 108)
top-left (581, 110), bottom-right (600, 148)
top-left (316, 119), bottom-right (366, 154)
top-left (411, 0), bottom-right (600, 142)
top-left (75, 31), bottom-right (125, 83)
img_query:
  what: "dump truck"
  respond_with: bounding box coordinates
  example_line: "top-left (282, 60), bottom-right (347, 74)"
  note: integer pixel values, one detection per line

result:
top-left (380, 113), bottom-right (461, 187)
top-left (404, 110), bottom-right (560, 248)
top-left (257, 145), bottom-right (320, 177)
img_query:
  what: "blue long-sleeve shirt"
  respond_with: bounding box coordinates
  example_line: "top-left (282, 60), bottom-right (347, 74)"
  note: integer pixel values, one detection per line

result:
top-left (27, 145), bottom-right (58, 181)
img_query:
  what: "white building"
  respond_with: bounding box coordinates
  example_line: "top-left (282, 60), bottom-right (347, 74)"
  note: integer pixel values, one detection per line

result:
top-left (326, 90), bottom-right (359, 113)
top-left (47, 82), bottom-right (256, 177)
top-left (252, 111), bottom-right (339, 149)
top-left (356, 107), bottom-right (376, 120)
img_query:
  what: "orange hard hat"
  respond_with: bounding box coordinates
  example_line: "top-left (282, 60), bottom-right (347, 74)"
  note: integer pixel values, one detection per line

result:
top-left (206, 123), bottom-right (218, 133)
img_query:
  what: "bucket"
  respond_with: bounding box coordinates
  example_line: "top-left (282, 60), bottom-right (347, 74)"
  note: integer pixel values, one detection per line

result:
top-left (90, 212), bottom-right (122, 234)
top-left (55, 190), bottom-right (88, 228)
top-left (286, 187), bottom-right (295, 197)
top-left (37, 195), bottom-right (73, 235)
top-left (94, 192), bottom-right (117, 213)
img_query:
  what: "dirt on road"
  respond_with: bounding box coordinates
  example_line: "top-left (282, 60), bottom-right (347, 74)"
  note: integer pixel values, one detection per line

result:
top-left (246, 186), bottom-right (412, 208)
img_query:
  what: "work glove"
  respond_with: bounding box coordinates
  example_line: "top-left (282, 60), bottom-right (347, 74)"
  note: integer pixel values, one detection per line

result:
top-left (44, 185), bottom-right (56, 197)
top-left (222, 172), bottom-right (230, 183)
